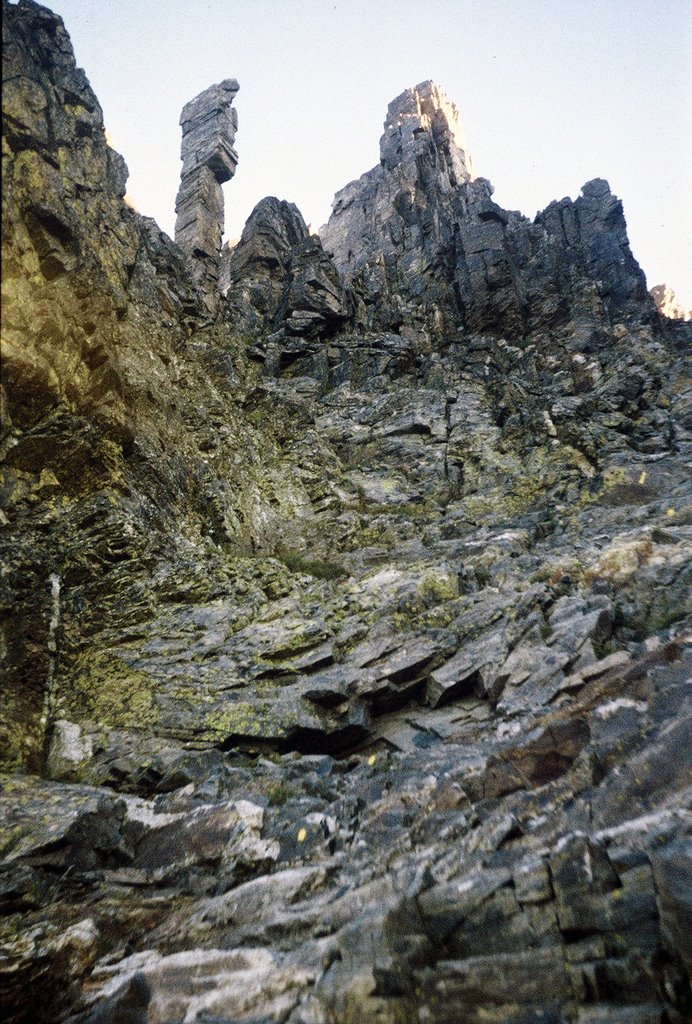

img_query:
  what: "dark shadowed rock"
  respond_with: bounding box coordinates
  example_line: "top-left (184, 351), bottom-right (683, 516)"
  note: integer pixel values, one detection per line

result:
top-left (67, 973), bottom-right (150, 1024)
top-left (221, 196), bottom-right (346, 341)
top-left (321, 85), bottom-right (655, 343)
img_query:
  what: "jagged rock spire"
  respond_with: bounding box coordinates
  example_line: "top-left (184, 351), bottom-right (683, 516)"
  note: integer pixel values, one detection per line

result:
top-left (379, 80), bottom-right (473, 183)
top-left (221, 197), bottom-right (347, 340)
top-left (650, 283), bottom-right (691, 321)
top-left (321, 84), bottom-right (651, 340)
top-left (320, 80), bottom-right (475, 321)
top-left (174, 78), bottom-right (239, 310)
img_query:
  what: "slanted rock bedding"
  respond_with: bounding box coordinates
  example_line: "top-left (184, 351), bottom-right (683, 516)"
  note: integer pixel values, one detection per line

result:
top-left (1, 2), bottom-right (690, 1022)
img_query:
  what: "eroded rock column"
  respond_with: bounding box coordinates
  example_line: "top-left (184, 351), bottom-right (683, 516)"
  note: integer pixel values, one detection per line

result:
top-left (174, 78), bottom-right (239, 310)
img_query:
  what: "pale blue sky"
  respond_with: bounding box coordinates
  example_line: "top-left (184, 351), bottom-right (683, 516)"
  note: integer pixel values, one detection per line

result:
top-left (33, 0), bottom-right (692, 305)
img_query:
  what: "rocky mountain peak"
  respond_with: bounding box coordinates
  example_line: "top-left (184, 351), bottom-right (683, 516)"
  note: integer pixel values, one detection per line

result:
top-left (650, 282), bottom-right (691, 321)
top-left (320, 87), bottom-right (652, 341)
top-left (379, 79), bottom-right (473, 184)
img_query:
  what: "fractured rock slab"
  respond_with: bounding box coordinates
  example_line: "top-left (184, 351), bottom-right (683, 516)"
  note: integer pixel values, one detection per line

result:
top-left (174, 78), bottom-right (239, 309)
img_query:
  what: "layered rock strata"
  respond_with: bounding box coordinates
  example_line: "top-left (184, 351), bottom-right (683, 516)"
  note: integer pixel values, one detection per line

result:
top-left (174, 78), bottom-right (239, 308)
top-left (1, 4), bottom-right (691, 1024)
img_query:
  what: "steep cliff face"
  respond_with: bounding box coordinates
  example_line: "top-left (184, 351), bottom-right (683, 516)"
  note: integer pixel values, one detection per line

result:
top-left (0, 0), bottom-right (345, 775)
top-left (1, 4), bottom-right (691, 1024)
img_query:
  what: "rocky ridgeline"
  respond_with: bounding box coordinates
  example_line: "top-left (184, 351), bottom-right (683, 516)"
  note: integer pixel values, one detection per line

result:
top-left (319, 81), bottom-right (651, 343)
top-left (1, 2), bottom-right (691, 1023)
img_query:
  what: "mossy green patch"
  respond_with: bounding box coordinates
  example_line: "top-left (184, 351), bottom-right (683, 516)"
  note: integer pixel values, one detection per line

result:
top-left (276, 548), bottom-right (346, 581)
top-left (200, 702), bottom-right (288, 742)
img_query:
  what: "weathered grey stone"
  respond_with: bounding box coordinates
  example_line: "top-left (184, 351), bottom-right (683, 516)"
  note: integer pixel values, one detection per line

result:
top-left (417, 867), bottom-right (513, 939)
top-left (649, 841), bottom-right (692, 974)
top-left (417, 948), bottom-right (573, 1012)
top-left (67, 973), bottom-right (150, 1024)
top-left (427, 630), bottom-right (508, 706)
top-left (321, 86), bottom-right (655, 342)
top-left (221, 196), bottom-right (346, 339)
top-left (513, 859), bottom-right (553, 904)
top-left (174, 78), bottom-right (239, 307)
top-left (84, 947), bottom-right (314, 1024)
top-left (576, 1007), bottom-right (665, 1024)
top-left (0, 775), bottom-right (127, 870)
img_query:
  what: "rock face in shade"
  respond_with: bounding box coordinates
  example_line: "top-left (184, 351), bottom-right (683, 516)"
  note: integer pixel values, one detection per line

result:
top-left (174, 78), bottom-right (239, 309)
top-left (321, 84), bottom-right (653, 342)
top-left (320, 80), bottom-right (474, 335)
top-left (221, 196), bottom-right (347, 338)
top-left (650, 282), bottom-right (691, 321)
top-left (2, 5), bottom-right (692, 1024)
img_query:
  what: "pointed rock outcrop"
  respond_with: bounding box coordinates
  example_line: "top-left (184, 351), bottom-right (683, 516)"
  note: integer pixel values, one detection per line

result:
top-left (320, 80), bottom-right (474, 335)
top-left (174, 78), bottom-right (239, 310)
top-left (322, 84), bottom-right (653, 341)
top-left (222, 196), bottom-right (346, 339)
top-left (650, 283), bottom-right (691, 321)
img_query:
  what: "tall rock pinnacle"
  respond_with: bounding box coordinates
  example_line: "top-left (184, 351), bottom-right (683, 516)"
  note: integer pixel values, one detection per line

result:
top-left (174, 78), bottom-right (239, 309)
top-left (379, 80), bottom-right (473, 182)
top-left (320, 80), bottom-right (475, 333)
top-left (322, 82), bottom-right (651, 340)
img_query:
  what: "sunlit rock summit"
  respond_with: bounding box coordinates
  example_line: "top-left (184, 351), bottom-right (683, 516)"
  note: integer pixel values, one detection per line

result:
top-left (321, 81), bottom-right (652, 341)
top-left (1, 3), bottom-right (690, 1024)
top-left (650, 282), bottom-right (691, 322)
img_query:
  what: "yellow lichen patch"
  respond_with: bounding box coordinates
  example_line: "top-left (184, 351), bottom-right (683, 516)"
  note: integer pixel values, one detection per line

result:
top-left (59, 651), bottom-right (157, 729)
top-left (530, 557), bottom-right (586, 587)
top-left (200, 703), bottom-right (287, 743)
top-left (416, 571), bottom-right (459, 607)
top-left (297, 827), bottom-right (307, 842)
top-left (586, 536), bottom-right (654, 584)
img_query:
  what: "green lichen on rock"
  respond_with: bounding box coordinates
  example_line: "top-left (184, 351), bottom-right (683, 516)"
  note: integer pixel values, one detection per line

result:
top-left (201, 702), bottom-right (288, 743)
top-left (58, 651), bottom-right (157, 729)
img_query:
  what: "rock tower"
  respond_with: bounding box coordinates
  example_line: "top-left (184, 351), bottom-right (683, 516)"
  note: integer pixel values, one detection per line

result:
top-left (174, 78), bottom-right (239, 309)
